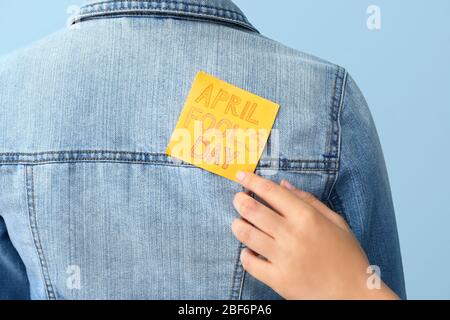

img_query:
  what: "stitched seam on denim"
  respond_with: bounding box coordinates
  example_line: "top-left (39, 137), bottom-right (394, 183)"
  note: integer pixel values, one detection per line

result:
top-left (73, 1), bottom-right (257, 32)
top-left (230, 240), bottom-right (245, 300)
top-left (25, 166), bottom-right (56, 300)
top-left (238, 261), bottom-right (246, 300)
top-left (73, 10), bottom-right (255, 33)
top-left (80, 1), bottom-right (248, 22)
top-left (321, 67), bottom-right (345, 201)
top-left (0, 151), bottom-right (338, 171)
top-left (72, 8), bottom-right (257, 33)
top-left (1, 162), bottom-right (338, 173)
top-left (0, 151), bottom-right (338, 161)
top-left (329, 67), bottom-right (346, 159)
top-left (326, 71), bottom-right (348, 203)
top-left (76, 9), bottom-right (246, 23)
top-left (23, 167), bottom-right (48, 300)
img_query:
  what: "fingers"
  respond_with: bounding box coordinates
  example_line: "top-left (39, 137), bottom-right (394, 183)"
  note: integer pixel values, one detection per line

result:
top-left (231, 218), bottom-right (277, 261)
top-left (280, 179), bottom-right (330, 214)
top-left (233, 192), bottom-right (286, 238)
top-left (236, 172), bottom-right (313, 219)
top-left (280, 179), bottom-right (350, 231)
top-left (239, 248), bottom-right (273, 286)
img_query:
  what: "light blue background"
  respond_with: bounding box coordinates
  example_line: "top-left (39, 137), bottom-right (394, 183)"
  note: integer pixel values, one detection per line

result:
top-left (0, 0), bottom-right (449, 300)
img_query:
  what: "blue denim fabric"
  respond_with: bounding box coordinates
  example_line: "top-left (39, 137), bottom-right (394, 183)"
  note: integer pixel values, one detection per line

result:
top-left (0, 217), bottom-right (30, 300)
top-left (0, 0), bottom-right (406, 299)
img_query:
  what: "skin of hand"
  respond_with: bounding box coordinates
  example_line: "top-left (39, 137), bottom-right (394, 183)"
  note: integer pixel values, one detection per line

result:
top-left (231, 172), bottom-right (399, 300)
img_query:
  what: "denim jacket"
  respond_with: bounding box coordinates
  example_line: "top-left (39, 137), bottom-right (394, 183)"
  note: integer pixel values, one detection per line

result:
top-left (0, 0), bottom-right (406, 299)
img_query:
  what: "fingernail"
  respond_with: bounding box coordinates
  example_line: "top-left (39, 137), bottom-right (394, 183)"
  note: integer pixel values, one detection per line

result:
top-left (236, 171), bottom-right (247, 182)
top-left (281, 179), bottom-right (296, 191)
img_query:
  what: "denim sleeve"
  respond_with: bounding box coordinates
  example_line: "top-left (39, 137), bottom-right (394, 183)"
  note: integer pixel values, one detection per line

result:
top-left (0, 216), bottom-right (30, 300)
top-left (327, 74), bottom-right (407, 299)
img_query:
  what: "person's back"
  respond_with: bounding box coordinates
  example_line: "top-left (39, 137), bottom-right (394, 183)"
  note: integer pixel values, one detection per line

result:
top-left (0, 0), bottom-right (406, 299)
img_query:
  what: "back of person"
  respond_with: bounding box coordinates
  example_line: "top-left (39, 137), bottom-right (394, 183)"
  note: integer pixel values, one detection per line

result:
top-left (0, 0), bottom-right (406, 299)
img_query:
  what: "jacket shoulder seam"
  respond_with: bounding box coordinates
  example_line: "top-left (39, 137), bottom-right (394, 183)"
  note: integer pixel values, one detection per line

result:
top-left (324, 68), bottom-right (348, 202)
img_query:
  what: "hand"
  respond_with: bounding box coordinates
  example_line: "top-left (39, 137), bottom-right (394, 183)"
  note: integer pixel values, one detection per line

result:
top-left (231, 172), bottom-right (399, 300)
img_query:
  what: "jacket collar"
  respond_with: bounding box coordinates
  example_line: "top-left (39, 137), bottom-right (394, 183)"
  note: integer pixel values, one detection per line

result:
top-left (73, 0), bottom-right (258, 33)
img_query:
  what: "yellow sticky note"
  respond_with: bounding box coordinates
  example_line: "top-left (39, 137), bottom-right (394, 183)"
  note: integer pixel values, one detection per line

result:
top-left (166, 72), bottom-right (280, 182)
